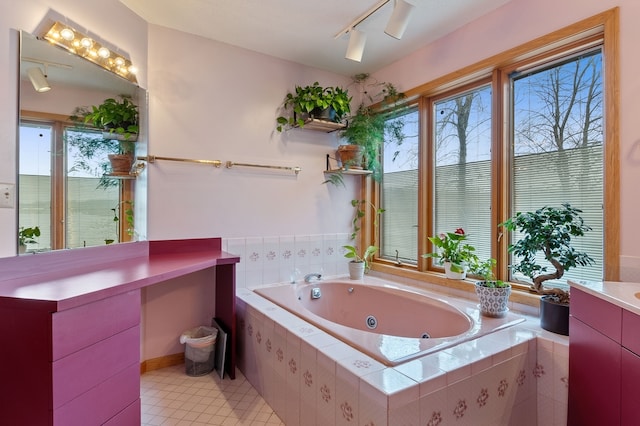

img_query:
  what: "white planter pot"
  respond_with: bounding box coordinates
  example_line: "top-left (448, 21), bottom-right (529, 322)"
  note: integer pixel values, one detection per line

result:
top-left (443, 261), bottom-right (466, 280)
top-left (475, 281), bottom-right (511, 317)
top-left (348, 261), bottom-right (365, 280)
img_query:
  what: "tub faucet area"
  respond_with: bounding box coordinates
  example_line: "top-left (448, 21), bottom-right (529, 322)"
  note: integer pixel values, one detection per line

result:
top-left (304, 273), bottom-right (322, 283)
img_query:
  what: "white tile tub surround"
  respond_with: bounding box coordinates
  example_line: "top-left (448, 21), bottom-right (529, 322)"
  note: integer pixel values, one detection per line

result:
top-left (237, 287), bottom-right (570, 425)
top-left (223, 235), bottom-right (349, 289)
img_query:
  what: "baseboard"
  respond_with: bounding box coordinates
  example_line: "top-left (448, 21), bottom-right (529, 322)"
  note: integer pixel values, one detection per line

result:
top-left (140, 352), bottom-right (184, 374)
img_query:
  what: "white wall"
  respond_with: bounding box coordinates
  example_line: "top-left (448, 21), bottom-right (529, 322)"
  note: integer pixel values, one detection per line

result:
top-left (146, 25), bottom-right (356, 241)
top-left (373, 0), bottom-right (640, 282)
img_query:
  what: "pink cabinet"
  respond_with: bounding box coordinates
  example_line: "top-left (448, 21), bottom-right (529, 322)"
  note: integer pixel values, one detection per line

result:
top-left (569, 287), bottom-right (640, 426)
top-left (0, 238), bottom-right (239, 425)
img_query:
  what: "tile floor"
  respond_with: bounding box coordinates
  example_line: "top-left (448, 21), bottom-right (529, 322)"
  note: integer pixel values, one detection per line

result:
top-left (141, 365), bottom-right (284, 425)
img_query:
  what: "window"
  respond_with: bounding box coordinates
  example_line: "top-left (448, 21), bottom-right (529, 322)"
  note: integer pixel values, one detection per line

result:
top-left (19, 117), bottom-right (130, 252)
top-left (510, 49), bottom-right (604, 286)
top-left (373, 11), bottom-right (618, 288)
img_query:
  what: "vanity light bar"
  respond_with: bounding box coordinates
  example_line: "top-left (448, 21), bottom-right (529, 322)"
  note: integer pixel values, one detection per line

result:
top-left (42, 21), bottom-right (138, 84)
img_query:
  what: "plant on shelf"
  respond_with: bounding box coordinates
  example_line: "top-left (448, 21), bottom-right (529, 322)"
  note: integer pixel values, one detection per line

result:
top-left (471, 257), bottom-right (511, 318)
top-left (70, 95), bottom-right (139, 175)
top-left (422, 227), bottom-right (478, 279)
top-left (18, 226), bottom-right (40, 253)
top-left (337, 74), bottom-right (406, 181)
top-left (80, 95), bottom-right (139, 141)
top-left (343, 199), bottom-right (384, 279)
top-left (276, 82), bottom-right (351, 131)
top-left (500, 203), bottom-right (595, 334)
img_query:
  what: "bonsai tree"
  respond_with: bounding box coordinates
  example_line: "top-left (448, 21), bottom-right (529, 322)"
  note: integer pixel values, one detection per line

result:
top-left (422, 228), bottom-right (478, 273)
top-left (343, 199), bottom-right (384, 272)
top-left (77, 95), bottom-right (139, 141)
top-left (276, 82), bottom-right (351, 131)
top-left (500, 203), bottom-right (595, 303)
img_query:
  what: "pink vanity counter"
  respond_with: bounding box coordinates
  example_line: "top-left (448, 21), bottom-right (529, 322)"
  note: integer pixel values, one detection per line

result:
top-left (0, 238), bottom-right (239, 426)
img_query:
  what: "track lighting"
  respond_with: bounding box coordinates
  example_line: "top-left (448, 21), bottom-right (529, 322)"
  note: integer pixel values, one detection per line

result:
top-left (335, 0), bottom-right (415, 62)
top-left (345, 29), bottom-right (367, 62)
top-left (27, 66), bottom-right (51, 93)
top-left (385, 0), bottom-right (415, 39)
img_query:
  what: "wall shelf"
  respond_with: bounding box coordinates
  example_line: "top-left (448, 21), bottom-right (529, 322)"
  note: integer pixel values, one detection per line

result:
top-left (297, 118), bottom-right (345, 132)
top-left (324, 168), bottom-right (372, 176)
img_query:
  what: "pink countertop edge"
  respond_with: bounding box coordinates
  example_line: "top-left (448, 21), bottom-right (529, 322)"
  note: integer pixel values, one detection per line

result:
top-left (569, 279), bottom-right (640, 316)
top-left (0, 238), bottom-right (239, 312)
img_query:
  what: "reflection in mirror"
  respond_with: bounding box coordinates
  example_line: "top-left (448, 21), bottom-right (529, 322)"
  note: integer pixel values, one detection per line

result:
top-left (18, 31), bottom-right (146, 254)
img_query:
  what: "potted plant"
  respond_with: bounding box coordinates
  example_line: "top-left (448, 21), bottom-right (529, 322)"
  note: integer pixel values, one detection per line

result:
top-left (70, 95), bottom-right (139, 175)
top-left (343, 199), bottom-right (384, 279)
top-left (472, 258), bottom-right (511, 317)
top-left (18, 226), bottom-right (40, 254)
top-left (276, 82), bottom-right (351, 131)
top-left (500, 203), bottom-right (595, 335)
top-left (422, 228), bottom-right (478, 279)
top-left (82, 95), bottom-right (139, 141)
top-left (337, 74), bottom-right (406, 181)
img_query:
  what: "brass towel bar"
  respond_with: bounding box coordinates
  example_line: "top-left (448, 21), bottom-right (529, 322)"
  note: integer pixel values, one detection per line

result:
top-left (136, 155), bottom-right (301, 175)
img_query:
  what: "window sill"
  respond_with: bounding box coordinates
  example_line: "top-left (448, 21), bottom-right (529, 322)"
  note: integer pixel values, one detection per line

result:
top-left (371, 261), bottom-right (541, 309)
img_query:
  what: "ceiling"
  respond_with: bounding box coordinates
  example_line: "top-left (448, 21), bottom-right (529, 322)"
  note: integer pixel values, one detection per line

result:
top-left (119, 0), bottom-right (512, 77)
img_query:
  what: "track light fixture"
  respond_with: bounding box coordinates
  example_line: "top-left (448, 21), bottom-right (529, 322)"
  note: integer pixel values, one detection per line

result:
top-left (335, 0), bottom-right (415, 62)
top-left (385, 0), bottom-right (415, 39)
top-left (27, 67), bottom-right (51, 93)
top-left (345, 29), bottom-right (367, 62)
top-left (22, 57), bottom-right (72, 93)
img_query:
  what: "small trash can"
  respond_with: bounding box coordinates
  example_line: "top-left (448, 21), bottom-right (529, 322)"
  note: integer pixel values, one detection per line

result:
top-left (180, 326), bottom-right (218, 376)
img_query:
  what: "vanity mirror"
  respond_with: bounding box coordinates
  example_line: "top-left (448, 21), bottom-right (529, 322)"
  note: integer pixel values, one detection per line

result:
top-left (18, 30), bottom-right (147, 254)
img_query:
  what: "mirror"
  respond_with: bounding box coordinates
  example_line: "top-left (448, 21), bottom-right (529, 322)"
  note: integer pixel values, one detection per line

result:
top-left (18, 30), bottom-right (147, 254)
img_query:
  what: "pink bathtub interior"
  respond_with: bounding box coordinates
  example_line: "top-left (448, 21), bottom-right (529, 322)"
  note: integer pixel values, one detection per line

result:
top-left (255, 277), bottom-right (524, 366)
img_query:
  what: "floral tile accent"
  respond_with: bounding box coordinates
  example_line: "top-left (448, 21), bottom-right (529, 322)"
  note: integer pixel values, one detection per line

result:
top-left (289, 358), bottom-right (298, 374)
top-left (340, 401), bottom-right (354, 422)
top-left (353, 359), bottom-right (372, 369)
top-left (426, 411), bottom-right (443, 426)
top-left (517, 369), bottom-right (527, 386)
top-left (533, 363), bottom-right (545, 378)
top-left (498, 379), bottom-right (509, 397)
top-left (266, 338), bottom-right (272, 352)
top-left (303, 370), bottom-right (313, 387)
top-left (256, 331), bottom-right (262, 344)
top-left (276, 348), bottom-right (284, 362)
top-left (321, 384), bottom-right (332, 403)
top-left (453, 399), bottom-right (467, 419)
top-left (477, 388), bottom-right (489, 407)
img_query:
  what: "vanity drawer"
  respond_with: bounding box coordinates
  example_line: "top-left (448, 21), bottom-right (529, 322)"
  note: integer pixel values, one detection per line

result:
top-left (571, 288), bottom-right (622, 342)
top-left (53, 362), bottom-right (140, 425)
top-left (52, 325), bottom-right (140, 409)
top-left (52, 290), bottom-right (140, 361)
top-left (622, 309), bottom-right (640, 355)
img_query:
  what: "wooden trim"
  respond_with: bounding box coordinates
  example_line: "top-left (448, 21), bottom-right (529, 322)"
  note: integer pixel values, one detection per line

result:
top-left (20, 110), bottom-right (73, 123)
top-left (140, 352), bottom-right (185, 374)
top-left (371, 8), bottom-right (619, 291)
top-left (603, 8), bottom-right (620, 281)
top-left (404, 8), bottom-right (618, 99)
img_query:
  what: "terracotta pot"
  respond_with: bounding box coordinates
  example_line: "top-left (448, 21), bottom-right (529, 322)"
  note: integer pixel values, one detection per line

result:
top-left (108, 154), bottom-right (134, 174)
top-left (337, 145), bottom-right (365, 169)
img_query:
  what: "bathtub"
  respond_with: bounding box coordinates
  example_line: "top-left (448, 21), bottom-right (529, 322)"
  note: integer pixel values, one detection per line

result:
top-left (254, 276), bottom-right (525, 366)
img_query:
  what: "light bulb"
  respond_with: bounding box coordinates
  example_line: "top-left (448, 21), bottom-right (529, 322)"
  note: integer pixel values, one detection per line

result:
top-left (60, 28), bottom-right (75, 41)
top-left (81, 38), bottom-right (93, 48)
top-left (128, 65), bottom-right (138, 75)
top-left (114, 57), bottom-right (125, 66)
top-left (97, 47), bottom-right (110, 59)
